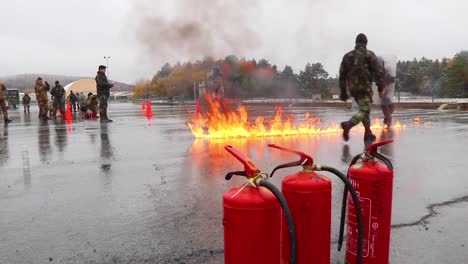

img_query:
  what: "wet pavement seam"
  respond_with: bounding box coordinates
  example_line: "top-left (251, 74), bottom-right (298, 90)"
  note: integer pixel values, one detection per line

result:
top-left (391, 194), bottom-right (468, 229)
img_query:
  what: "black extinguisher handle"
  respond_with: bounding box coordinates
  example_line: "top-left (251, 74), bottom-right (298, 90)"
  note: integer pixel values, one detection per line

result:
top-left (372, 152), bottom-right (394, 170)
top-left (269, 161), bottom-right (305, 178)
top-left (267, 144), bottom-right (314, 177)
top-left (225, 171), bottom-right (249, 181)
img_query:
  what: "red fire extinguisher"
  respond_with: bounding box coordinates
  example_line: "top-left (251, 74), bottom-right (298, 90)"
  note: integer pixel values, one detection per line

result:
top-left (223, 145), bottom-right (297, 264)
top-left (268, 144), bottom-right (364, 264)
top-left (338, 140), bottom-right (394, 264)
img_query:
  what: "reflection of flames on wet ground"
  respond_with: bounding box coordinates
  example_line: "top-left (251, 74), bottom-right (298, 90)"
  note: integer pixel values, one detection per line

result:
top-left (186, 94), bottom-right (405, 139)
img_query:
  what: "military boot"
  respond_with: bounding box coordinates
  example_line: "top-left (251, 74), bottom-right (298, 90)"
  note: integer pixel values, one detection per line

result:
top-left (3, 114), bottom-right (11, 123)
top-left (100, 112), bottom-right (113, 123)
top-left (41, 113), bottom-right (50, 121)
top-left (340, 121), bottom-right (354, 141)
top-left (383, 117), bottom-right (392, 129)
top-left (363, 127), bottom-right (376, 142)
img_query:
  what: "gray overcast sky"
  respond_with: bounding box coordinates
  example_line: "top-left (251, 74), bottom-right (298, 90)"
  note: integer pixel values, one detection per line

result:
top-left (0, 0), bottom-right (466, 84)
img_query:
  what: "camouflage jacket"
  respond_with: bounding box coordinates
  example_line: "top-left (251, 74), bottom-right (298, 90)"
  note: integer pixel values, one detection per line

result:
top-left (35, 80), bottom-right (50, 99)
top-left (339, 44), bottom-right (384, 99)
top-left (86, 96), bottom-right (98, 108)
top-left (79, 94), bottom-right (87, 106)
top-left (95, 72), bottom-right (112, 97)
top-left (0, 83), bottom-right (6, 100)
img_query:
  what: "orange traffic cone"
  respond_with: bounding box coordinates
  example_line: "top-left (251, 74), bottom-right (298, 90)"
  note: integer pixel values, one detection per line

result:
top-left (65, 102), bottom-right (73, 121)
top-left (145, 99), bottom-right (153, 117)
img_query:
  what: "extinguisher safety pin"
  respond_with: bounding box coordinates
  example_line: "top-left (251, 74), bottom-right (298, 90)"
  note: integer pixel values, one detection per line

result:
top-left (231, 181), bottom-right (253, 199)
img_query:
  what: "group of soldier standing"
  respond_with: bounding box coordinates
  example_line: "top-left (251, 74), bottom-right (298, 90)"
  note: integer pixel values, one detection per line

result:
top-left (0, 65), bottom-right (114, 124)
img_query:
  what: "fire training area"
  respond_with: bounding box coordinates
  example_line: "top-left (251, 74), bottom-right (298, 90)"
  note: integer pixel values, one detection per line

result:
top-left (0, 103), bottom-right (467, 263)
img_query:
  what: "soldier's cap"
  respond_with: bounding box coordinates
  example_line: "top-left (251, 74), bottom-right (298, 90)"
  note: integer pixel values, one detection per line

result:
top-left (55, 81), bottom-right (59, 84)
top-left (98, 65), bottom-right (107, 70)
top-left (356, 33), bottom-right (368, 45)
top-left (37, 77), bottom-right (43, 81)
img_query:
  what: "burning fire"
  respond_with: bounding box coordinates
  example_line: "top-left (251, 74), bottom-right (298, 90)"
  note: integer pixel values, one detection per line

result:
top-left (187, 94), bottom-right (404, 139)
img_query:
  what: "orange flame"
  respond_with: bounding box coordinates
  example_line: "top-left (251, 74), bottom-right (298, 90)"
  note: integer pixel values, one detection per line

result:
top-left (187, 94), bottom-right (404, 139)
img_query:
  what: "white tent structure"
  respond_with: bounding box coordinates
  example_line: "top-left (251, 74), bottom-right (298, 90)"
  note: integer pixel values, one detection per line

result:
top-left (64, 79), bottom-right (96, 96)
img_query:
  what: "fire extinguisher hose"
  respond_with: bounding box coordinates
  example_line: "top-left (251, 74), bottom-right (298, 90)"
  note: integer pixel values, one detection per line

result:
top-left (258, 179), bottom-right (297, 264)
top-left (338, 154), bottom-right (362, 251)
top-left (317, 165), bottom-right (363, 264)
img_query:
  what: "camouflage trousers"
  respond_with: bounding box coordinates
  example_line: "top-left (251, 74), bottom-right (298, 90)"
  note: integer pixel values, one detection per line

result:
top-left (348, 96), bottom-right (371, 127)
top-left (38, 98), bottom-right (49, 116)
top-left (0, 98), bottom-right (8, 120)
top-left (98, 95), bottom-right (108, 115)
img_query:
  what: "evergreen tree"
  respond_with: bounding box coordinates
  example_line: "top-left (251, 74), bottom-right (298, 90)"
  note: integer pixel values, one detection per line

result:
top-left (299, 63), bottom-right (330, 99)
top-left (445, 51), bottom-right (468, 97)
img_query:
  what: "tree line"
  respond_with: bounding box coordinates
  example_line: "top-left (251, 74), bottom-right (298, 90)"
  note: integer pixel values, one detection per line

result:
top-left (397, 51), bottom-right (468, 98)
top-left (134, 50), bottom-right (468, 99)
top-left (133, 56), bottom-right (335, 100)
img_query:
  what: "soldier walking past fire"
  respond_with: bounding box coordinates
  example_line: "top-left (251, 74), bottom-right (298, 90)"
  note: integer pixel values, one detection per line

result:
top-left (0, 83), bottom-right (12, 123)
top-left (95, 65), bottom-right (114, 122)
top-left (51, 81), bottom-right (66, 117)
top-left (35, 77), bottom-right (51, 121)
top-left (339, 33), bottom-right (384, 142)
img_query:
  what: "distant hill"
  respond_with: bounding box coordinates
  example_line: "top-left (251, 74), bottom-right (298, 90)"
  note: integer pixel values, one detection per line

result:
top-left (0, 74), bottom-right (134, 92)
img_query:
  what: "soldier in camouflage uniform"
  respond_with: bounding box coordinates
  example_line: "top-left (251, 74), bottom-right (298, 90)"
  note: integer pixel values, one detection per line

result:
top-left (50, 81), bottom-right (66, 117)
top-left (339, 33), bottom-right (384, 142)
top-left (95, 65), bottom-right (114, 122)
top-left (85, 92), bottom-right (98, 119)
top-left (0, 83), bottom-right (12, 123)
top-left (35, 77), bottom-right (51, 120)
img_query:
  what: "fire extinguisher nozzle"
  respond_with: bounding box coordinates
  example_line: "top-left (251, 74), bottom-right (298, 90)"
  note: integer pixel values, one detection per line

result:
top-left (258, 179), bottom-right (297, 264)
top-left (317, 165), bottom-right (364, 264)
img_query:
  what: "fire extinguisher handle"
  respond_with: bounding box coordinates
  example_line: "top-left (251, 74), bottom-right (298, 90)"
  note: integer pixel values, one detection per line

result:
top-left (269, 161), bottom-right (305, 178)
top-left (225, 171), bottom-right (249, 181)
top-left (268, 144), bottom-right (314, 165)
top-left (365, 139), bottom-right (394, 153)
top-left (373, 152), bottom-right (394, 170)
top-left (225, 145), bottom-right (261, 177)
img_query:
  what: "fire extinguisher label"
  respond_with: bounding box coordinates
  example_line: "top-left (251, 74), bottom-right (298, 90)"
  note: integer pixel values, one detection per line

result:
top-left (346, 196), bottom-right (372, 257)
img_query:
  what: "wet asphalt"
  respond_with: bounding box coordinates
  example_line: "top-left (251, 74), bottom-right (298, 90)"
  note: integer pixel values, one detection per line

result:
top-left (0, 103), bottom-right (467, 264)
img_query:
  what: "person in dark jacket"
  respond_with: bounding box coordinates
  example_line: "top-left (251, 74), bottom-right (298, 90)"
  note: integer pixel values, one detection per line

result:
top-left (50, 81), bottom-right (66, 117)
top-left (339, 33), bottom-right (384, 142)
top-left (69, 90), bottom-right (78, 112)
top-left (95, 65), bottom-right (114, 122)
top-left (22, 93), bottom-right (31, 114)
